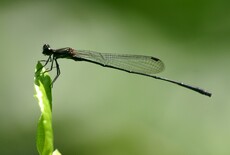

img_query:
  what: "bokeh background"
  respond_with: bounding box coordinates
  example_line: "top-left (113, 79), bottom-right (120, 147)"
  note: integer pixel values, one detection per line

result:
top-left (0, 0), bottom-right (229, 154)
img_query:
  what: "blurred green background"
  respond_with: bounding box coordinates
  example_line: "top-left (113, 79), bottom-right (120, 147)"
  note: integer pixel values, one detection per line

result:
top-left (0, 0), bottom-right (229, 154)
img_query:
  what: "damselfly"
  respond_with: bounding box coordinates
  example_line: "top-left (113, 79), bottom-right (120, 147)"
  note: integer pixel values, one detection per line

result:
top-left (38, 44), bottom-right (211, 97)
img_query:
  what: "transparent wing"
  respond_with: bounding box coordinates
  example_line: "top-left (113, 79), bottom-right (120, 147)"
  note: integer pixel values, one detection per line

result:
top-left (73, 50), bottom-right (165, 74)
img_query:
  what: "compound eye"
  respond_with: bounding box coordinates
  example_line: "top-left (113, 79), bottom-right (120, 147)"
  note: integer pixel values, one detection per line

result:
top-left (42, 44), bottom-right (52, 55)
top-left (43, 44), bottom-right (50, 50)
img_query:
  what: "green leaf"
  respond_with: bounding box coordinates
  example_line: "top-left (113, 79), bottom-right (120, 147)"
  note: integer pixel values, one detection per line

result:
top-left (34, 61), bottom-right (54, 155)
